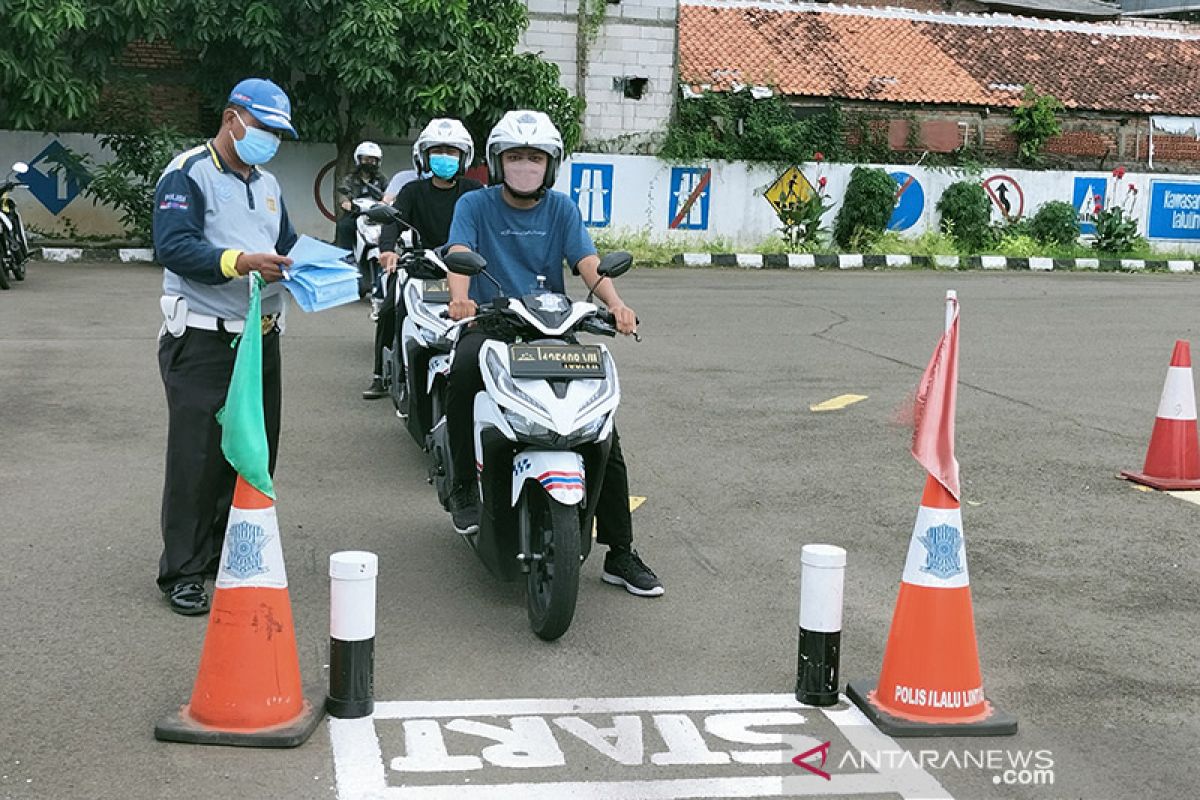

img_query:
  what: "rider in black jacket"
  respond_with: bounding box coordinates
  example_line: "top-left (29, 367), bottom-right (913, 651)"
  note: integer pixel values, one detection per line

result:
top-left (334, 141), bottom-right (387, 249)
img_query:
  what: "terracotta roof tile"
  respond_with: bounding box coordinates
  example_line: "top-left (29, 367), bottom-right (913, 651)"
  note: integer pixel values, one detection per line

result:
top-left (679, 1), bottom-right (1200, 115)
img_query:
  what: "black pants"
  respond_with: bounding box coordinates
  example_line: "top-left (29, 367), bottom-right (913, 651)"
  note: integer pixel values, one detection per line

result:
top-left (447, 329), bottom-right (632, 547)
top-left (335, 213), bottom-right (357, 250)
top-left (373, 271), bottom-right (406, 377)
top-left (157, 327), bottom-right (281, 592)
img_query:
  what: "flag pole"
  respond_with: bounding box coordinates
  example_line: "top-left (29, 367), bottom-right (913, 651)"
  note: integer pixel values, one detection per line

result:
top-left (945, 289), bottom-right (957, 333)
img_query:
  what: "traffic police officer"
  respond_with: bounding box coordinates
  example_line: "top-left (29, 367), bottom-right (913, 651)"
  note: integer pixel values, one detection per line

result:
top-left (152, 78), bottom-right (299, 615)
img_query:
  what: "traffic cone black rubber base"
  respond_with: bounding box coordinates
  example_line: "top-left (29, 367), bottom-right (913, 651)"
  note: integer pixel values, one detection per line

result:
top-left (847, 678), bottom-right (1017, 738)
top-left (154, 698), bottom-right (322, 748)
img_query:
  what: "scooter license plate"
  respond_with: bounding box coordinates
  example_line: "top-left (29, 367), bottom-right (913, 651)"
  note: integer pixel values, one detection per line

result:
top-left (422, 279), bottom-right (450, 304)
top-left (509, 344), bottom-right (605, 379)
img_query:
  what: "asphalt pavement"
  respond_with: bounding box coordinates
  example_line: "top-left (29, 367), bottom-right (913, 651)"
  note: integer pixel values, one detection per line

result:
top-left (2, 260), bottom-right (1198, 800)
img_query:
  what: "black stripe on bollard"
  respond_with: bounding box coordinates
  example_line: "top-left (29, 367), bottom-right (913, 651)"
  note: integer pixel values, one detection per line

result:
top-left (796, 628), bottom-right (841, 706)
top-left (327, 637), bottom-right (375, 718)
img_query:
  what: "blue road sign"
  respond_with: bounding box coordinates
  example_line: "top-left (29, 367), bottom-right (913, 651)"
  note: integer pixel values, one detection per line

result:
top-left (1148, 181), bottom-right (1200, 240)
top-left (887, 171), bottom-right (924, 231)
top-left (570, 163), bottom-right (613, 228)
top-left (1073, 177), bottom-right (1107, 235)
top-left (668, 167), bottom-right (711, 230)
top-left (22, 141), bottom-right (90, 215)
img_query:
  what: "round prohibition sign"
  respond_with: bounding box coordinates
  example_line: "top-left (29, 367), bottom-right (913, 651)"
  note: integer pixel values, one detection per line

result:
top-left (313, 159), bottom-right (337, 222)
top-left (982, 174), bottom-right (1024, 221)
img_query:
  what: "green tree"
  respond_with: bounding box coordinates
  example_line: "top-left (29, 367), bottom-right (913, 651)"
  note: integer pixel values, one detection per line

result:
top-left (0, 0), bottom-right (169, 129)
top-left (166, 0), bottom-right (584, 179)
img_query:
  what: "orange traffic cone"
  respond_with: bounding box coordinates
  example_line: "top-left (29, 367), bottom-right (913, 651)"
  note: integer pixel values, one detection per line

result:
top-left (847, 475), bottom-right (1017, 736)
top-left (1121, 340), bottom-right (1200, 490)
top-left (155, 476), bottom-right (321, 747)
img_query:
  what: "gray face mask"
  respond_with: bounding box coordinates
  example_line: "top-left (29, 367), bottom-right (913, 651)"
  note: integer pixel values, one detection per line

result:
top-left (503, 157), bottom-right (546, 197)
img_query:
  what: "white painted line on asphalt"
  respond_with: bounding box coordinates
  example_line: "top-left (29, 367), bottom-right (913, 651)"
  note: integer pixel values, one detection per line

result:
top-left (1166, 490), bottom-right (1200, 505)
top-left (329, 693), bottom-right (953, 800)
top-left (630, 496), bottom-right (647, 512)
top-left (373, 693), bottom-right (798, 718)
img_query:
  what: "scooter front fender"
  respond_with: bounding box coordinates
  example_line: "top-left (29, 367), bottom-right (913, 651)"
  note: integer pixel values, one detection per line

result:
top-left (511, 450), bottom-right (585, 508)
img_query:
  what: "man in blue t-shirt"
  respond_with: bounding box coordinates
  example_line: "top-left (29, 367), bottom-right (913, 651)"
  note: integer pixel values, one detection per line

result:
top-left (443, 110), bottom-right (662, 597)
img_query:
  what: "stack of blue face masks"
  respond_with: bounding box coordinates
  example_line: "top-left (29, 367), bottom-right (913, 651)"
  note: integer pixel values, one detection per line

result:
top-left (282, 235), bottom-right (361, 312)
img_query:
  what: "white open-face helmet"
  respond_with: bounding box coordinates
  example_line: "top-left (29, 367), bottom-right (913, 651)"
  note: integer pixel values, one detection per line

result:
top-left (353, 141), bottom-right (382, 166)
top-left (486, 110), bottom-right (563, 190)
top-left (413, 118), bottom-right (474, 176)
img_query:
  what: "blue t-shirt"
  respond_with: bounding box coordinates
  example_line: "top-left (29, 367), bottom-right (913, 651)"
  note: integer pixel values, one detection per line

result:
top-left (446, 186), bottom-right (596, 303)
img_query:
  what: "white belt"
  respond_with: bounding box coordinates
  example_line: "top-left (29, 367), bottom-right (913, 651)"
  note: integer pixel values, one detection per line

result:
top-left (185, 311), bottom-right (277, 334)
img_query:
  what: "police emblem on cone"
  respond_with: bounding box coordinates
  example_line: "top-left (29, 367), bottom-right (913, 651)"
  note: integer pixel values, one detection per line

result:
top-left (848, 291), bottom-right (1016, 737)
top-left (1121, 340), bottom-right (1200, 490)
top-left (154, 477), bottom-right (321, 747)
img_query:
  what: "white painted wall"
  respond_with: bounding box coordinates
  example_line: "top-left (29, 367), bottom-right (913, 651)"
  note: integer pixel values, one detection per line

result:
top-left (0, 130), bottom-right (340, 241)
top-left (6, 128), bottom-right (1199, 252)
top-left (553, 154), bottom-right (1200, 252)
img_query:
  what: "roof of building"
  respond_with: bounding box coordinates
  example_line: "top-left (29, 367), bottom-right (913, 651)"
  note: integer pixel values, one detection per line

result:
top-left (678, 0), bottom-right (1200, 114)
top-left (975, 0), bottom-right (1121, 19)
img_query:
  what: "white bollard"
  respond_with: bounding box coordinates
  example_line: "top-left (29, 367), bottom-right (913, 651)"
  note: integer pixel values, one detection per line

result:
top-left (795, 544), bottom-right (847, 706)
top-left (327, 551), bottom-right (378, 718)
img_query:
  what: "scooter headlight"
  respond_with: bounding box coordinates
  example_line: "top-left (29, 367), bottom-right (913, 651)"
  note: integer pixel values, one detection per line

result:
top-left (575, 352), bottom-right (618, 421)
top-left (485, 349), bottom-right (551, 420)
top-left (569, 415), bottom-right (607, 441)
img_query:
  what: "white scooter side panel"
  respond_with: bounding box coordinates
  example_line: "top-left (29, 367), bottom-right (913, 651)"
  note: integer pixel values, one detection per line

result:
top-left (512, 451), bottom-right (586, 507)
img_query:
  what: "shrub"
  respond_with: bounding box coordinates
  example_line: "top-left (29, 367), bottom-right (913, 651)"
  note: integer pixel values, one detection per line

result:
top-left (833, 167), bottom-right (894, 249)
top-left (1030, 201), bottom-right (1079, 246)
top-left (937, 180), bottom-right (993, 252)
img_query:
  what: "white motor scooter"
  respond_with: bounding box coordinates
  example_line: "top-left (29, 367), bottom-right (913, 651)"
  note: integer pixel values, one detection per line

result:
top-left (430, 250), bottom-right (635, 641)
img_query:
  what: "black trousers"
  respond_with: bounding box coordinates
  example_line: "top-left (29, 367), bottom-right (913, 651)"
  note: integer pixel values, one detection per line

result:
top-left (447, 329), bottom-right (633, 547)
top-left (373, 271), bottom-right (406, 377)
top-left (157, 327), bottom-right (281, 591)
top-left (335, 213), bottom-right (357, 250)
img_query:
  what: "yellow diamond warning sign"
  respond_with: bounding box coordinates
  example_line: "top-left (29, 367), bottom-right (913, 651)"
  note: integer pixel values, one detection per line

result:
top-left (765, 166), bottom-right (815, 217)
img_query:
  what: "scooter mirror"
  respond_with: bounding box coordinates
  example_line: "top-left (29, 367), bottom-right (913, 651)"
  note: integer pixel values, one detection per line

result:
top-left (365, 205), bottom-right (398, 224)
top-left (11, 162), bottom-right (29, 175)
top-left (597, 251), bottom-right (633, 279)
top-left (443, 250), bottom-right (487, 276)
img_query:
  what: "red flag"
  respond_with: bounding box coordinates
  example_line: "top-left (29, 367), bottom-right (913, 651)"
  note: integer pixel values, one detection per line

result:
top-left (911, 296), bottom-right (960, 499)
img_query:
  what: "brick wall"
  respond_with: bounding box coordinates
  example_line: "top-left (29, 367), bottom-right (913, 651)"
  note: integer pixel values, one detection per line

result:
top-left (107, 40), bottom-right (206, 135)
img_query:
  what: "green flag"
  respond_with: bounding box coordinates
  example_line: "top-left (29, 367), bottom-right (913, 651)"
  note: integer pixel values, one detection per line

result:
top-left (216, 274), bottom-right (275, 499)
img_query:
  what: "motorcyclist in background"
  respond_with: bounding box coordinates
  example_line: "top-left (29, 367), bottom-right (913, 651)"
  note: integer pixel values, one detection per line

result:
top-left (363, 119), bottom-right (482, 400)
top-left (334, 141), bottom-right (388, 249)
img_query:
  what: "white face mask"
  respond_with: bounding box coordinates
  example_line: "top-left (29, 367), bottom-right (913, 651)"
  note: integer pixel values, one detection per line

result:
top-left (502, 154), bottom-right (547, 197)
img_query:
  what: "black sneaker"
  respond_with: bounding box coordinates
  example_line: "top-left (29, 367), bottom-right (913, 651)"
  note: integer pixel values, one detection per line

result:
top-left (362, 377), bottom-right (386, 400)
top-left (449, 484), bottom-right (480, 535)
top-left (602, 548), bottom-right (664, 597)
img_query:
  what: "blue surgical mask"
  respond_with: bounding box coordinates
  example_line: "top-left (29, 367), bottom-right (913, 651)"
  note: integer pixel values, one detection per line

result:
top-left (230, 111), bottom-right (281, 165)
top-left (428, 153), bottom-right (460, 180)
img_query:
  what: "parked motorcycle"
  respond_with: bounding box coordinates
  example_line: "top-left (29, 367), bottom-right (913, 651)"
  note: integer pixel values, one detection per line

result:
top-left (0, 161), bottom-right (31, 290)
top-left (431, 249), bottom-right (634, 640)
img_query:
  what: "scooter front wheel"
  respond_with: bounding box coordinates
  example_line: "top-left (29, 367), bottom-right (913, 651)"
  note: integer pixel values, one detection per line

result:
top-left (520, 486), bottom-right (581, 641)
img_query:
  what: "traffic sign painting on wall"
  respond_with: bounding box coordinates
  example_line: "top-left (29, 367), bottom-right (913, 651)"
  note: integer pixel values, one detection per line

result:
top-left (669, 166), bottom-right (711, 230)
top-left (570, 163), bottom-right (613, 228)
top-left (1073, 177), bottom-right (1106, 234)
top-left (888, 172), bottom-right (924, 231)
top-left (1148, 181), bottom-right (1200, 239)
top-left (21, 141), bottom-right (90, 215)
top-left (983, 175), bottom-right (1024, 222)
